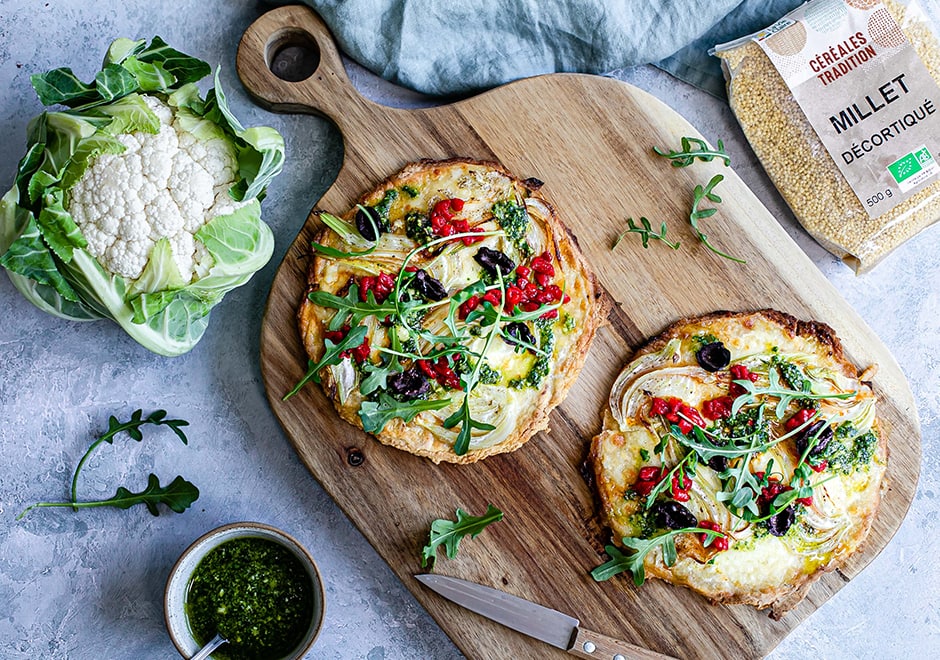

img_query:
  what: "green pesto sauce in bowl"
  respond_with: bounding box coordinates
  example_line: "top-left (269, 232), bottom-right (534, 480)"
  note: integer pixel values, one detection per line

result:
top-left (185, 537), bottom-right (314, 660)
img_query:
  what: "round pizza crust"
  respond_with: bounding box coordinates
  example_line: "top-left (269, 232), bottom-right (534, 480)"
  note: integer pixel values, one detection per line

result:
top-left (298, 158), bottom-right (604, 464)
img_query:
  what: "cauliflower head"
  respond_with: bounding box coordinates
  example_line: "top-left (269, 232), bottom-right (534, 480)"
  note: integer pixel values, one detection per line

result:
top-left (0, 37), bottom-right (285, 356)
top-left (69, 96), bottom-right (245, 282)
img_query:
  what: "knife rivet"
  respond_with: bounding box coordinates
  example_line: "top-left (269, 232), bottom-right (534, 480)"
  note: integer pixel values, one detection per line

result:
top-left (582, 641), bottom-right (596, 653)
top-left (614, 655), bottom-right (626, 660)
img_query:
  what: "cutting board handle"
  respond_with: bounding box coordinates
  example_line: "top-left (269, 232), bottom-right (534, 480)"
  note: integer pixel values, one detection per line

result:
top-left (236, 4), bottom-right (378, 128)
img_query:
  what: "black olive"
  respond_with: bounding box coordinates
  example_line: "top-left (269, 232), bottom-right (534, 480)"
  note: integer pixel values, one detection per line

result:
top-left (766, 506), bottom-right (795, 537)
top-left (356, 206), bottom-right (382, 241)
top-left (650, 501), bottom-right (698, 530)
top-left (474, 247), bottom-right (516, 277)
top-left (707, 455), bottom-right (729, 473)
top-left (503, 321), bottom-right (536, 350)
top-left (795, 420), bottom-right (833, 457)
top-left (696, 341), bottom-right (731, 372)
top-left (411, 270), bottom-right (448, 301)
top-left (386, 369), bottom-right (430, 399)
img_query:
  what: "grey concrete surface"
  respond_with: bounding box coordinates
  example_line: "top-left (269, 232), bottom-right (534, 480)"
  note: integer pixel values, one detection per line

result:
top-left (0, 1), bottom-right (938, 658)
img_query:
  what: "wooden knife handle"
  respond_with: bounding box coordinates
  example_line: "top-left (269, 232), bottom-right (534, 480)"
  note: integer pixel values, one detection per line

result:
top-left (568, 626), bottom-right (677, 660)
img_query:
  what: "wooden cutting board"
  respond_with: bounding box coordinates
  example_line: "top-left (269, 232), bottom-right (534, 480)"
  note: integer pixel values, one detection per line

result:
top-left (238, 6), bottom-right (920, 658)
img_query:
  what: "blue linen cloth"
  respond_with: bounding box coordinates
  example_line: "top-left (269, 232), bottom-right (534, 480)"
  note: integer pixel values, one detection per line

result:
top-left (276, 0), bottom-right (804, 97)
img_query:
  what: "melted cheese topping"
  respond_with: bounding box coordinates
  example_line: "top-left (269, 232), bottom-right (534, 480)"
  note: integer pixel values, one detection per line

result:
top-left (299, 160), bottom-right (599, 463)
top-left (592, 312), bottom-right (887, 614)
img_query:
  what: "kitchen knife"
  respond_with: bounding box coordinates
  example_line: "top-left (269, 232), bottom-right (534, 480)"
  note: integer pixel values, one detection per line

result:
top-left (415, 574), bottom-right (675, 660)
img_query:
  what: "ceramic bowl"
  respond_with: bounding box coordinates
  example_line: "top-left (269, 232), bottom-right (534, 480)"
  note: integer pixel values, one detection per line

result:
top-left (164, 521), bottom-right (325, 659)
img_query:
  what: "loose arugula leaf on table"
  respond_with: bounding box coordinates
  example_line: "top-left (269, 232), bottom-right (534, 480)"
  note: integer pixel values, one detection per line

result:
top-left (70, 408), bottom-right (189, 504)
top-left (591, 526), bottom-right (723, 586)
top-left (359, 393), bottom-right (452, 434)
top-left (18, 474), bottom-right (198, 519)
top-left (17, 409), bottom-right (197, 520)
top-left (688, 174), bottom-right (746, 264)
top-left (653, 136), bottom-right (731, 167)
top-left (612, 216), bottom-right (679, 251)
top-left (420, 504), bottom-right (504, 568)
top-left (283, 325), bottom-right (369, 400)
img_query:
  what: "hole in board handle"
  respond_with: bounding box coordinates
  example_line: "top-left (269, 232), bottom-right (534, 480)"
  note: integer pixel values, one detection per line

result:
top-left (267, 29), bottom-right (320, 82)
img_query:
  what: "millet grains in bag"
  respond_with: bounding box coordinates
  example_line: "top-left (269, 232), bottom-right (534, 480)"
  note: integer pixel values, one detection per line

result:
top-left (714, 0), bottom-right (940, 273)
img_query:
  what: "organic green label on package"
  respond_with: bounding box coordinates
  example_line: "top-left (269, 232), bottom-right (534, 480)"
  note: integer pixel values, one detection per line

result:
top-left (755, 0), bottom-right (940, 218)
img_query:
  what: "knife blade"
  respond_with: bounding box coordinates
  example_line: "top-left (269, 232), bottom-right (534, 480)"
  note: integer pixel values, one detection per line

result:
top-left (415, 574), bottom-right (675, 660)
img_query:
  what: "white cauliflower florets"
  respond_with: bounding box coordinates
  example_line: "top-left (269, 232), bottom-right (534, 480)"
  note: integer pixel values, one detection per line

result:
top-left (68, 95), bottom-right (242, 281)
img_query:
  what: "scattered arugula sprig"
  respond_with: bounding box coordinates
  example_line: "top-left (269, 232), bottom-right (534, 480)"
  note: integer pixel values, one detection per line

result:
top-left (641, 452), bottom-right (697, 510)
top-left (444, 270), bottom-right (506, 455)
top-left (611, 217), bottom-right (679, 251)
top-left (421, 504), bottom-right (503, 568)
top-left (689, 174), bottom-right (745, 264)
top-left (20, 475), bottom-right (199, 519)
top-left (18, 409), bottom-right (198, 520)
top-left (69, 408), bottom-right (189, 504)
top-left (360, 394), bottom-right (453, 433)
top-left (730, 366), bottom-right (856, 418)
top-left (592, 526), bottom-right (723, 586)
top-left (283, 325), bottom-right (370, 401)
top-left (653, 136), bottom-right (731, 167)
top-left (613, 136), bottom-right (742, 263)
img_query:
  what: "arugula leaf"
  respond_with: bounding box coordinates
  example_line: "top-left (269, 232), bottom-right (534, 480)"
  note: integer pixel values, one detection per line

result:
top-left (360, 328), bottom-right (408, 397)
top-left (653, 136), bottom-right (731, 167)
top-left (420, 504), bottom-right (503, 568)
top-left (689, 174), bottom-right (745, 264)
top-left (359, 360), bottom-right (396, 397)
top-left (641, 452), bottom-right (696, 510)
top-left (612, 217), bottom-right (679, 251)
top-left (445, 280), bottom-right (486, 338)
top-left (715, 457), bottom-right (762, 517)
top-left (668, 419), bottom-right (781, 461)
top-left (69, 408), bottom-right (189, 504)
top-left (729, 367), bottom-right (855, 417)
top-left (17, 409), bottom-right (196, 520)
top-left (359, 393), bottom-right (452, 433)
top-left (283, 325), bottom-right (369, 400)
top-left (443, 399), bottom-right (497, 456)
top-left (444, 270), bottom-right (505, 454)
top-left (18, 474), bottom-right (198, 519)
top-left (591, 527), bottom-right (722, 586)
top-left (308, 289), bottom-right (397, 330)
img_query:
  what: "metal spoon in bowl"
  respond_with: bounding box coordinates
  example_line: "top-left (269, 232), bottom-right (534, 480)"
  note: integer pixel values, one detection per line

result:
top-left (190, 633), bottom-right (227, 660)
